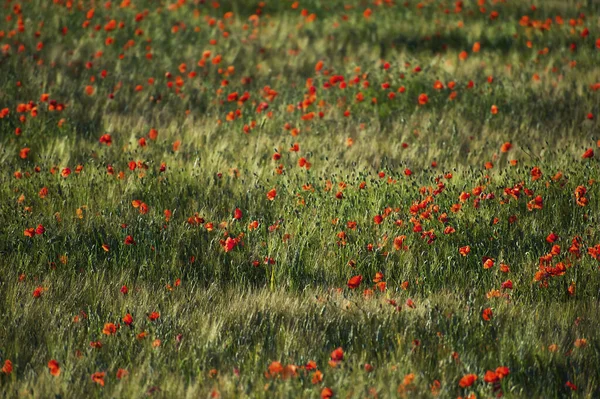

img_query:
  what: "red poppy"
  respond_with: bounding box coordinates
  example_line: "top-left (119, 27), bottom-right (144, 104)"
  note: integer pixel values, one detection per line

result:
top-left (123, 314), bottom-right (133, 326)
top-left (91, 371), bottom-right (106, 386)
top-left (99, 134), bottom-right (112, 145)
top-left (500, 142), bottom-right (512, 152)
top-left (330, 347), bottom-right (344, 362)
top-left (546, 232), bottom-right (558, 243)
top-left (495, 366), bottom-right (510, 379)
top-left (19, 147), bottom-right (30, 159)
top-left (33, 286), bottom-right (44, 298)
top-left (321, 387), bottom-right (334, 399)
top-left (418, 93), bottom-right (429, 105)
top-left (582, 148), bottom-right (594, 159)
top-left (1, 360), bottom-right (12, 374)
top-left (116, 369), bottom-right (128, 379)
top-left (347, 275), bottom-right (362, 289)
top-left (482, 307), bottom-right (493, 321)
top-left (565, 381), bottom-right (577, 391)
top-left (48, 360), bottom-right (60, 376)
top-left (484, 370), bottom-right (499, 383)
top-left (393, 235), bottom-right (406, 250)
top-left (459, 374), bottom-right (477, 388)
top-left (102, 323), bottom-right (118, 335)
top-left (233, 208), bottom-right (243, 220)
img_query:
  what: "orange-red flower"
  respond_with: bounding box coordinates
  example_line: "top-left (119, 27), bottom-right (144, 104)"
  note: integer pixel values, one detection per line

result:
top-left (116, 368), bottom-right (128, 379)
top-left (102, 323), bottom-right (118, 335)
top-left (330, 347), bottom-right (344, 363)
top-left (48, 360), bottom-right (60, 376)
top-left (321, 387), bottom-right (334, 399)
top-left (482, 307), bottom-right (493, 321)
top-left (347, 275), bottom-right (362, 289)
top-left (91, 371), bottom-right (106, 386)
top-left (2, 360), bottom-right (13, 374)
top-left (459, 373), bottom-right (477, 388)
top-left (500, 142), bottom-right (512, 152)
top-left (33, 286), bottom-right (44, 298)
top-left (123, 314), bottom-right (133, 326)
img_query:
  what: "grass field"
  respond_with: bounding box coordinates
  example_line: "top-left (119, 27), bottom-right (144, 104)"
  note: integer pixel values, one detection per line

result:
top-left (1, 0), bottom-right (600, 397)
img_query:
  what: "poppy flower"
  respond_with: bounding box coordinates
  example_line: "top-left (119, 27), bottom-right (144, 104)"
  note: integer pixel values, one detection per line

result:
top-left (33, 286), bottom-right (44, 298)
top-left (582, 148), bottom-right (594, 159)
top-left (393, 235), bottom-right (406, 250)
top-left (311, 370), bottom-right (323, 384)
top-left (102, 323), bottom-right (118, 335)
top-left (482, 307), bottom-right (493, 321)
top-left (267, 361), bottom-right (283, 377)
top-left (1, 360), bottom-right (12, 374)
top-left (321, 387), bottom-right (334, 399)
top-left (531, 166), bottom-right (542, 181)
top-left (99, 134), bottom-right (112, 145)
top-left (266, 188), bottom-right (277, 201)
top-left (459, 246), bottom-right (471, 256)
top-left (48, 360), bottom-right (60, 376)
top-left (483, 257), bottom-right (495, 269)
top-left (91, 371), bottom-right (106, 386)
top-left (500, 142), bottom-right (512, 152)
top-left (330, 347), bottom-right (344, 362)
top-left (222, 236), bottom-right (238, 252)
top-left (566, 381), bottom-right (577, 391)
top-left (347, 275), bottom-right (362, 289)
top-left (495, 366), bottom-right (510, 378)
top-left (116, 369), bottom-right (128, 379)
top-left (124, 235), bottom-right (135, 245)
top-left (233, 208), bottom-right (243, 220)
top-left (459, 374), bottom-right (477, 388)
top-left (418, 93), bottom-right (429, 105)
top-left (123, 314), bottom-right (133, 326)
top-left (19, 147), bottom-right (30, 159)
top-left (484, 370), bottom-right (499, 383)
top-left (90, 341), bottom-right (102, 349)
top-left (546, 232), bottom-right (558, 243)
top-left (501, 280), bottom-right (513, 289)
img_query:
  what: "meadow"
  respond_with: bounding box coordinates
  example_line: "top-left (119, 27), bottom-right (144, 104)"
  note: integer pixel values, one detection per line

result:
top-left (1, 0), bottom-right (600, 397)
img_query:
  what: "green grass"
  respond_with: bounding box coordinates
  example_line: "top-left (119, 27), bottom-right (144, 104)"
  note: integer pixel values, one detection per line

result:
top-left (1, 0), bottom-right (600, 397)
